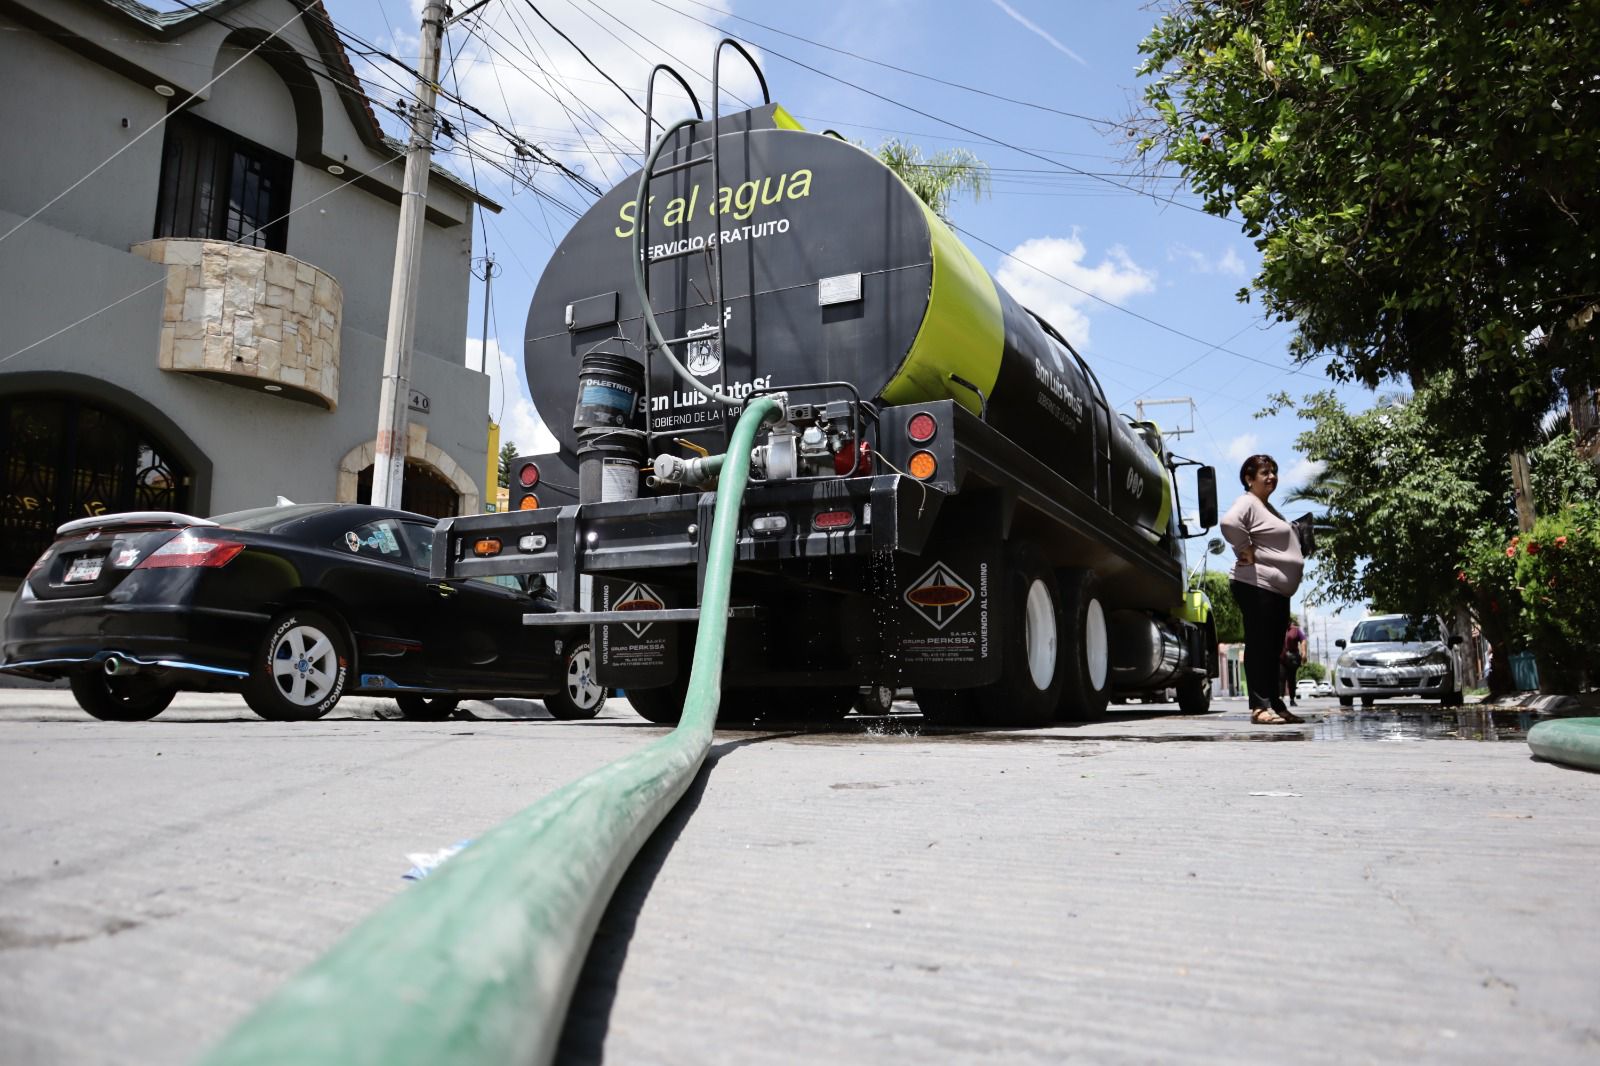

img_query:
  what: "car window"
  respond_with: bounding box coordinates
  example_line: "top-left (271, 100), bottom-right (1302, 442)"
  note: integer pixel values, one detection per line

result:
top-left (337, 518), bottom-right (411, 567)
top-left (1350, 616), bottom-right (1441, 643)
top-left (396, 522), bottom-right (435, 572)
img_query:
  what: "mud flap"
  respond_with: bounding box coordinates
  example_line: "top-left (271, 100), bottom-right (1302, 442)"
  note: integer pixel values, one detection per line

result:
top-left (892, 496), bottom-right (1004, 689)
top-left (593, 577), bottom-right (680, 689)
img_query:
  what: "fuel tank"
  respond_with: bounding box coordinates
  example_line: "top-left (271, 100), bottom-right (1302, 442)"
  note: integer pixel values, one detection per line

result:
top-left (525, 105), bottom-right (1170, 541)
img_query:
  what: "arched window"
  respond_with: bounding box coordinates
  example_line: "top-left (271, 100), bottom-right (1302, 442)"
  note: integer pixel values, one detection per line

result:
top-left (356, 461), bottom-right (460, 519)
top-left (1, 394), bottom-right (192, 577)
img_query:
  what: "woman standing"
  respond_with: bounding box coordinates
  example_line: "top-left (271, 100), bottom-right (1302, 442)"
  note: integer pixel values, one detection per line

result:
top-left (1221, 454), bottom-right (1306, 725)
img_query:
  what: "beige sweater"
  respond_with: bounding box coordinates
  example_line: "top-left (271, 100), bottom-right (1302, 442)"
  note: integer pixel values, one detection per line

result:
top-left (1221, 493), bottom-right (1304, 597)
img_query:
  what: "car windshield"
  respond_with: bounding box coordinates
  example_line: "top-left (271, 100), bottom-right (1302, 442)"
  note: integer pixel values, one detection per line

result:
top-left (1350, 616), bottom-right (1442, 644)
top-left (210, 504), bottom-right (334, 530)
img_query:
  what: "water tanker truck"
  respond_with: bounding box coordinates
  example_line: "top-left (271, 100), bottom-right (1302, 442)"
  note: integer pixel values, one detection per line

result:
top-left (436, 55), bottom-right (1220, 726)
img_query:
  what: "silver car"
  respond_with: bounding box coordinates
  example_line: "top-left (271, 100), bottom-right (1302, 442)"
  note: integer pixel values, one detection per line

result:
top-left (1333, 614), bottom-right (1465, 706)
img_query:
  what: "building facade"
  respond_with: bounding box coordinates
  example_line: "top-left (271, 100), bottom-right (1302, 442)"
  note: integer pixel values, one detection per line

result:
top-left (0, 0), bottom-right (497, 613)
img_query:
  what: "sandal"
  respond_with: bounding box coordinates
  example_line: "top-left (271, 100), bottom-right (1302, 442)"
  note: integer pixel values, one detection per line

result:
top-left (1251, 708), bottom-right (1290, 725)
top-left (1271, 699), bottom-right (1306, 724)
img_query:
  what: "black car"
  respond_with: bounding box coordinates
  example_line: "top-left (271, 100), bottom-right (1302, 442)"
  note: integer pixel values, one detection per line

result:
top-left (0, 504), bottom-right (606, 722)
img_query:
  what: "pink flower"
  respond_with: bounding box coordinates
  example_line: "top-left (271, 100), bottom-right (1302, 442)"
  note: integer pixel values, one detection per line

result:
top-left (1457, 570), bottom-right (1469, 583)
top-left (1554, 535), bottom-right (1568, 548)
top-left (1505, 547), bottom-right (1517, 558)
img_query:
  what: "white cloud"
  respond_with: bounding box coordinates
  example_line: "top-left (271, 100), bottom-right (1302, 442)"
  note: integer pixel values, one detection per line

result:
top-left (989, 0), bottom-right (1086, 66)
top-left (469, 336), bottom-right (559, 457)
top-left (1282, 457), bottom-right (1324, 488)
top-left (1224, 433), bottom-right (1259, 463)
top-left (995, 232), bottom-right (1155, 349)
top-left (1169, 243), bottom-right (1249, 277)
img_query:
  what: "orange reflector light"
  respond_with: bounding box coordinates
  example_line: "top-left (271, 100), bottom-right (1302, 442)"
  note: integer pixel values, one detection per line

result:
top-left (813, 509), bottom-right (854, 530)
top-left (518, 494), bottom-right (539, 510)
top-left (518, 462), bottom-right (540, 488)
top-left (908, 451), bottom-right (938, 479)
top-left (472, 538), bottom-right (503, 557)
top-left (907, 412), bottom-right (937, 443)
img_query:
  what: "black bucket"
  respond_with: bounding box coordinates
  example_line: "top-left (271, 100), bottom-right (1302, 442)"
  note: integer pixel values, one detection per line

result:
top-left (577, 429), bottom-right (648, 503)
top-left (573, 352), bottom-right (644, 431)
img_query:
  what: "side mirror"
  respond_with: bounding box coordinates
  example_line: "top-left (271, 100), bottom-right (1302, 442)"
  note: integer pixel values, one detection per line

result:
top-left (1196, 466), bottom-right (1218, 529)
top-left (1335, 638), bottom-right (1347, 649)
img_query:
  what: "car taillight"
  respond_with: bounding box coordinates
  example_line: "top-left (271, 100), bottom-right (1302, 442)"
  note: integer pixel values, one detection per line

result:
top-left (518, 494), bottom-right (539, 510)
top-left (519, 462), bottom-right (540, 488)
top-left (908, 451), bottom-right (938, 480)
top-left (136, 532), bottom-right (245, 569)
top-left (907, 412), bottom-right (937, 443)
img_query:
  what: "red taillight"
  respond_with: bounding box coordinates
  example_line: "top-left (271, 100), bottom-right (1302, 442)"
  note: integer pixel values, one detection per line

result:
top-left (136, 532), bottom-right (244, 569)
top-left (519, 462), bottom-right (540, 488)
top-left (907, 412), bottom-right (937, 443)
top-left (813, 509), bottom-right (855, 530)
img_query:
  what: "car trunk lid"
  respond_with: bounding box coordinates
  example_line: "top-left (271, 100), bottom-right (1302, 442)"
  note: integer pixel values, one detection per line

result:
top-left (26, 512), bottom-right (216, 602)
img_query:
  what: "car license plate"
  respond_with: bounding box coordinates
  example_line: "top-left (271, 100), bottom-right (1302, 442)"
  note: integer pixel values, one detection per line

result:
top-left (64, 556), bottom-right (103, 583)
top-left (1374, 669), bottom-right (1399, 685)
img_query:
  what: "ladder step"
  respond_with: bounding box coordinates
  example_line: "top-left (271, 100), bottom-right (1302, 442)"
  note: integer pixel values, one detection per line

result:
top-left (651, 155), bottom-right (711, 178)
top-left (523, 606), bottom-right (762, 626)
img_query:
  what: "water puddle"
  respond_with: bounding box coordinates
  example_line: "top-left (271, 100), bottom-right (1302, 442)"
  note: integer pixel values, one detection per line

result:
top-left (779, 706), bottom-right (1566, 745)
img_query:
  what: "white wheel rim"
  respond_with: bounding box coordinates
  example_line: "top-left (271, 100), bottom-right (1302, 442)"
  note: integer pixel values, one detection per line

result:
top-left (1084, 598), bottom-right (1108, 691)
top-left (271, 624), bottom-right (337, 706)
top-left (1023, 578), bottom-right (1058, 691)
top-left (566, 645), bottom-right (604, 711)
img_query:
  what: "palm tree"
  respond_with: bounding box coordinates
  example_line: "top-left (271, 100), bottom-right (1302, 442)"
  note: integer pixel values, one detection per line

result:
top-left (874, 138), bottom-right (990, 222)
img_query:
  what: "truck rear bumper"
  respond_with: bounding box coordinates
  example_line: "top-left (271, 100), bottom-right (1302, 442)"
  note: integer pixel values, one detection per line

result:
top-left (436, 474), bottom-right (940, 608)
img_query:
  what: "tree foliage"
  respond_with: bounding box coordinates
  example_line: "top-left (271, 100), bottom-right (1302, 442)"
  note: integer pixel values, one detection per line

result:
top-left (497, 441), bottom-right (518, 489)
top-left (1137, 1), bottom-right (1600, 446)
top-left (874, 139), bottom-right (990, 222)
top-left (1189, 568), bottom-right (1244, 644)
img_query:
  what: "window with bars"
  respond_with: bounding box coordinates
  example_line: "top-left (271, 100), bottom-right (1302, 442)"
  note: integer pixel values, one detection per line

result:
top-left (153, 112), bottom-right (293, 252)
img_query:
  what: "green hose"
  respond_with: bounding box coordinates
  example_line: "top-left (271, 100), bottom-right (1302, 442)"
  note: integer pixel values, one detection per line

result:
top-left (1527, 717), bottom-right (1600, 772)
top-left (201, 396), bottom-right (783, 1066)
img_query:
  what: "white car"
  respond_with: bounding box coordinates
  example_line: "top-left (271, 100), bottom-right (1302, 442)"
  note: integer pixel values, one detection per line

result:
top-left (1333, 614), bottom-right (1465, 707)
top-left (1294, 678), bottom-right (1318, 699)
top-left (1313, 679), bottom-right (1333, 697)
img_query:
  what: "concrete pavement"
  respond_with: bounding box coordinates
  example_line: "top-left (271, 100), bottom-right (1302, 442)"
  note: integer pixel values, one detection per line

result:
top-left (0, 691), bottom-right (1595, 1064)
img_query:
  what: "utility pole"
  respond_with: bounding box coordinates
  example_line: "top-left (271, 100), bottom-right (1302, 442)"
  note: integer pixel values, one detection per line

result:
top-left (371, 0), bottom-right (448, 509)
top-left (1509, 450), bottom-right (1537, 534)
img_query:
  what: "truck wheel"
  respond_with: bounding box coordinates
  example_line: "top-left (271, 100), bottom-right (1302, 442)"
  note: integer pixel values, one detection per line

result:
top-left (1175, 674), bottom-right (1214, 714)
top-left (627, 682), bottom-right (685, 725)
top-left (973, 544), bottom-right (1065, 727)
top-left (1055, 569), bottom-right (1111, 721)
top-left (763, 687), bottom-right (854, 724)
top-left (914, 688), bottom-right (978, 726)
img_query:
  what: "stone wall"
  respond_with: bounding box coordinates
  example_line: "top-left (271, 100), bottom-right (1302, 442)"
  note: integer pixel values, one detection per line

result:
top-left (134, 238), bottom-right (341, 409)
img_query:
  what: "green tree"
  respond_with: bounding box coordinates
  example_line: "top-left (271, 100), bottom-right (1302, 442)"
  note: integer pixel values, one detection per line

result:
top-left (1189, 569), bottom-right (1243, 644)
top-left (497, 441), bottom-right (518, 490)
top-left (1296, 661), bottom-right (1326, 683)
top-left (874, 139), bottom-right (990, 222)
top-left (1136, 2), bottom-right (1600, 446)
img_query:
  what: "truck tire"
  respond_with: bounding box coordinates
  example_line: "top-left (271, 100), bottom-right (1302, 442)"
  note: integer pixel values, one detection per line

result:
top-left (762, 687), bottom-right (855, 724)
top-left (1176, 674), bottom-right (1214, 714)
top-left (973, 543), bottom-right (1066, 727)
top-left (1055, 569), bottom-right (1111, 721)
top-left (627, 679), bottom-right (686, 725)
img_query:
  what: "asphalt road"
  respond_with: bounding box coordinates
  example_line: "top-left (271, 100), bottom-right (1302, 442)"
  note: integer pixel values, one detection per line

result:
top-left (0, 690), bottom-right (1595, 1064)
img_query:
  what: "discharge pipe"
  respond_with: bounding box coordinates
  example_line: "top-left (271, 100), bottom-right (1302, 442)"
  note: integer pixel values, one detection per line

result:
top-left (201, 396), bottom-right (784, 1066)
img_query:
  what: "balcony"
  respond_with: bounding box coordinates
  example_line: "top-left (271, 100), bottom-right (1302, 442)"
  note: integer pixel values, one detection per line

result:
top-left (134, 238), bottom-right (341, 409)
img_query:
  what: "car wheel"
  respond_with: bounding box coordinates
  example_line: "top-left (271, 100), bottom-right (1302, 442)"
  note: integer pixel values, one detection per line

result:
top-left (1338, 696), bottom-right (1353, 708)
top-left (1361, 697), bottom-right (1375, 708)
top-left (244, 608), bottom-right (349, 721)
top-left (855, 683), bottom-right (896, 715)
top-left (395, 695), bottom-right (458, 720)
top-left (545, 642), bottom-right (608, 720)
top-left (69, 672), bottom-right (177, 721)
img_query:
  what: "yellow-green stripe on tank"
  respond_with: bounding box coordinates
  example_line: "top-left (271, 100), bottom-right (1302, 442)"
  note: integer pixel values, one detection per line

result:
top-left (1180, 587), bottom-right (1211, 624)
top-left (1154, 465), bottom-right (1173, 535)
top-left (880, 198), bottom-right (1005, 414)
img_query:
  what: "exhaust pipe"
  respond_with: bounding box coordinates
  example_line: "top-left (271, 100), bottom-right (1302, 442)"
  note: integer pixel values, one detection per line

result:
top-left (104, 657), bottom-right (138, 677)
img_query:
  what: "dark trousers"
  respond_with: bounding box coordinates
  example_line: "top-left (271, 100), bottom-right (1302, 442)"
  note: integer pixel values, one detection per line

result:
top-left (1231, 580), bottom-right (1290, 710)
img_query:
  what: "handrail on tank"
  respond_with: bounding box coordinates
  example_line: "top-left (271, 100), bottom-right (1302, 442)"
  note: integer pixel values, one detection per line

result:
top-left (642, 64), bottom-right (703, 153)
top-left (710, 38), bottom-right (772, 451)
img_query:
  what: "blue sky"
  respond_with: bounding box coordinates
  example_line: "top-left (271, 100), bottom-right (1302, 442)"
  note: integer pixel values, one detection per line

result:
top-left (178, 1), bottom-right (1384, 646)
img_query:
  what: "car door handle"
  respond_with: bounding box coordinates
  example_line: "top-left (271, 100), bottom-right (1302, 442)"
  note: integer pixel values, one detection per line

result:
top-left (426, 581), bottom-right (457, 598)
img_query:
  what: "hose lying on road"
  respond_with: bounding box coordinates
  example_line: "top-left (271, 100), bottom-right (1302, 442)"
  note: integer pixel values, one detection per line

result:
top-left (1527, 716), bottom-right (1600, 773)
top-left (201, 396), bottom-right (783, 1066)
